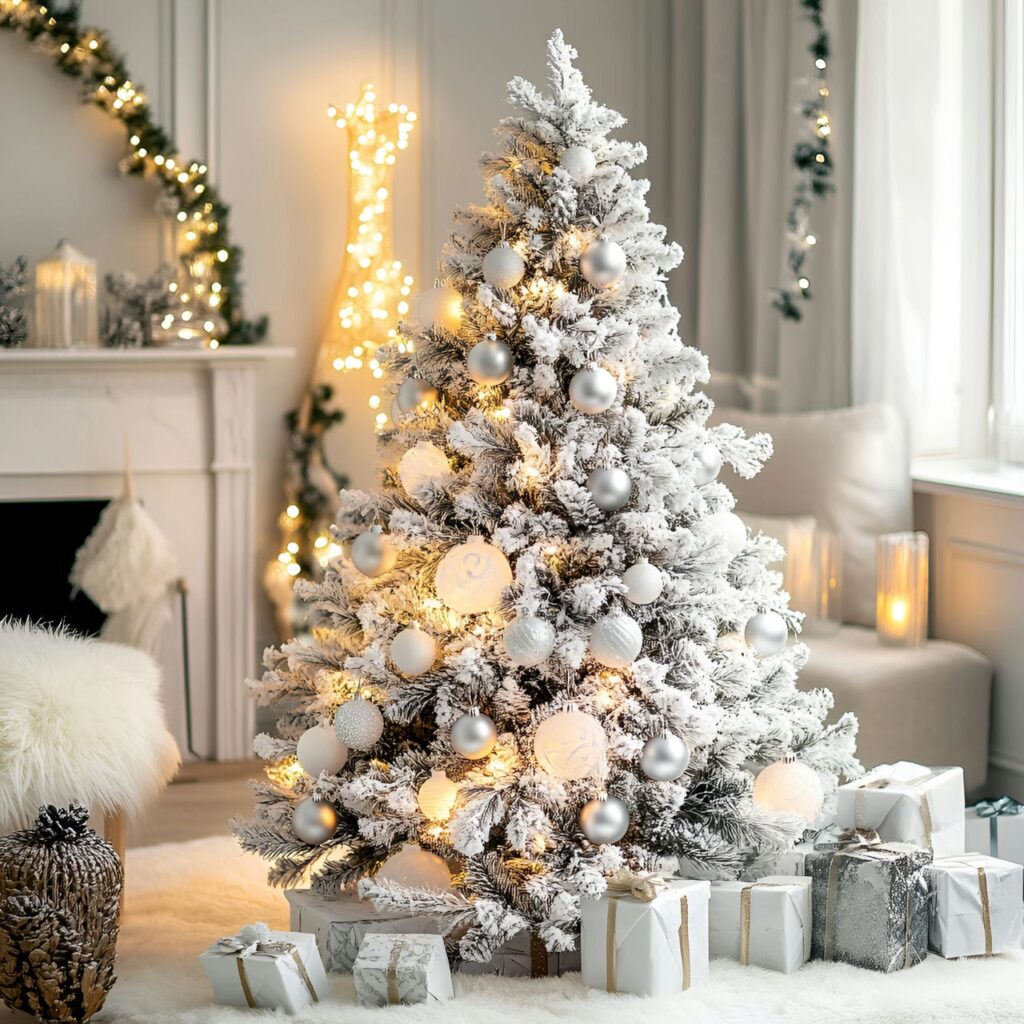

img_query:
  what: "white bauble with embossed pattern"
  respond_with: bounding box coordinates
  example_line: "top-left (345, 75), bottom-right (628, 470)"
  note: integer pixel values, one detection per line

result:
top-left (435, 535), bottom-right (513, 614)
top-left (589, 613), bottom-right (643, 669)
top-left (503, 616), bottom-right (556, 667)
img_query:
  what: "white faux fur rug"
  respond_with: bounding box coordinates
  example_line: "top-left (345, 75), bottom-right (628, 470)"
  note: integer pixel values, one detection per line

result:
top-left (5, 836), bottom-right (1020, 1024)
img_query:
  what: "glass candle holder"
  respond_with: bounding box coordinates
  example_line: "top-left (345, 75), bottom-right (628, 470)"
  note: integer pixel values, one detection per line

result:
top-left (876, 532), bottom-right (929, 647)
top-left (802, 529), bottom-right (843, 637)
top-left (32, 239), bottom-right (98, 348)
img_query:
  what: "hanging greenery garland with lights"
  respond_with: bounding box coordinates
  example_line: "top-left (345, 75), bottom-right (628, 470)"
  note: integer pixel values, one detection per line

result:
top-left (0, 0), bottom-right (266, 345)
top-left (772, 0), bottom-right (834, 322)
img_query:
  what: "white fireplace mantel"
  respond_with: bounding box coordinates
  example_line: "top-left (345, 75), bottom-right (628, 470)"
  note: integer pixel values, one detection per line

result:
top-left (0, 345), bottom-right (292, 761)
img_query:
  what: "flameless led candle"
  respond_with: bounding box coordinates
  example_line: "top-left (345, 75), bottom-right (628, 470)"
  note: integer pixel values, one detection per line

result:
top-left (875, 532), bottom-right (929, 647)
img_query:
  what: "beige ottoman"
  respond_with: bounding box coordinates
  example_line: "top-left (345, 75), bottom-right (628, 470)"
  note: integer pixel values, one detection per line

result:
top-left (799, 625), bottom-right (992, 797)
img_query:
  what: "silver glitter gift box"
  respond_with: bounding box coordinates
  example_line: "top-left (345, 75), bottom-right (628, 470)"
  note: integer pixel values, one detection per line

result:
top-left (353, 933), bottom-right (454, 1008)
top-left (807, 831), bottom-right (932, 972)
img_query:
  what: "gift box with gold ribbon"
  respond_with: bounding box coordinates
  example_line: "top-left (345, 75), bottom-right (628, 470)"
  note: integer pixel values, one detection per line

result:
top-left (457, 928), bottom-right (581, 977)
top-left (353, 933), bottom-right (453, 1008)
top-left (581, 871), bottom-right (709, 997)
top-left (927, 853), bottom-right (1023, 959)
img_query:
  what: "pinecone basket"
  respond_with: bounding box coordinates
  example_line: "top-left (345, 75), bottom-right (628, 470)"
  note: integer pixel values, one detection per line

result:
top-left (0, 804), bottom-right (122, 1023)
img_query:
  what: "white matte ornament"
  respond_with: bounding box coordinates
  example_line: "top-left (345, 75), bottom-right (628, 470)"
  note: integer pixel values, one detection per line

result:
top-left (586, 467), bottom-right (632, 512)
top-left (411, 285), bottom-right (463, 334)
top-left (569, 365), bottom-right (617, 414)
top-left (390, 625), bottom-right (437, 677)
top-left (744, 611), bottom-right (788, 657)
top-left (396, 376), bottom-right (438, 413)
top-left (753, 755), bottom-right (824, 823)
top-left (450, 708), bottom-right (497, 760)
top-left (351, 526), bottom-right (396, 577)
top-left (559, 145), bottom-right (597, 183)
top-left (579, 794), bottom-right (629, 844)
top-left (503, 616), bottom-right (556, 667)
top-left (292, 798), bottom-right (338, 845)
top-left (640, 731), bottom-right (690, 782)
top-left (296, 725), bottom-right (349, 778)
top-left (622, 558), bottom-right (663, 605)
top-left (377, 842), bottom-right (452, 891)
top-left (417, 770), bottom-right (458, 821)
top-left (693, 443), bottom-right (723, 486)
top-left (533, 706), bottom-right (607, 781)
top-left (580, 237), bottom-right (627, 288)
top-left (333, 697), bottom-right (384, 751)
top-left (589, 613), bottom-right (643, 669)
top-left (482, 243), bottom-right (526, 289)
top-left (467, 336), bottom-right (514, 385)
top-left (706, 511), bottom-right (747, 559)
top-left (434, 535), bottom-right (513, 614)
top-left (398, 441), bottom-right (453, 498)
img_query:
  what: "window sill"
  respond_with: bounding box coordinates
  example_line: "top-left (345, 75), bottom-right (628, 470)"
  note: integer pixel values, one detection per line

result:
top-left (912, 456), bottom-right (1024, 505)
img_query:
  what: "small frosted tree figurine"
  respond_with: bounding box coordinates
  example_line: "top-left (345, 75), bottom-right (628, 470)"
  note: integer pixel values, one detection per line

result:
top-left (235, 31), bottom-right (858, 964)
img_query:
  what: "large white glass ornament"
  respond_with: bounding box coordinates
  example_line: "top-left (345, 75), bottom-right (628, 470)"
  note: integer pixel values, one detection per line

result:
top-left (622, 558), bottom-right (663, 605)
top-left (744, 611), bottom-right (788, 657)
top-left (559, 145), bottom-right (597, 183)
top-left (32, 239), bottom-right (98, 348)
top-left (586, 467), bottom-right (632, 512)
top-left (467, 335), bottom-right (513, 385)
top-left (410, 284), bottom-right (463, 334)
top-left (752, 753), bottom-right (823, 823)
top-left (333, 697), bottom-right (384, 751)
top-left (693, 442), bottom-right (723, 486)
top-left (706, 510), bottom-right (747, 559)
top-left (377, 842), bottom-right (452, 890)
top-left (503, 616), bottom-right (556, 667)
top-left (390, 624), bottom-right (437, 677)
top-left (482, 243), bottom-right (526, 289)
top-left (398, 441), bottom-right (453, 499)
top-left (579, 794), bottom-right (629, 844)
top-left (296, 725), bottom-right (349, 778)
top-left (569, 365), bottom-right (617, 414)
top-left (640, 731), bottom-right (690, 781)
top-left (292, 798), bottom-right (338, 845)
top-left (351, 525), bottom-right (396, 577)
top-left (450, 707), bottom-right (497, 760)
top-left (589, 613), bottom-right (643, 669)
top-left (417, 769), bottom-right (458, 821)
top-left (533, 705), bottom-right (607, 781)
top-left (435, 535), bottom-right (513, 614)
top-left (396, 376), bottom-right (438, 413)
top-left (580, 236), bottom-right (627, 288)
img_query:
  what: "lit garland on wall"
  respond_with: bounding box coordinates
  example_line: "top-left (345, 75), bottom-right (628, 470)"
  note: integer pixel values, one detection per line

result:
top-left (772, 0), bottom-right (834, 322)
top-left (0, 0), bottom-right (266, 344)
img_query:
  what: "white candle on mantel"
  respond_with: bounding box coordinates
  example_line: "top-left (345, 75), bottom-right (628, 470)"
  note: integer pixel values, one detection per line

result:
top-left (32, 239), bottom-right (98, 349)
top-left (875, 531), bottom-right (929, 647)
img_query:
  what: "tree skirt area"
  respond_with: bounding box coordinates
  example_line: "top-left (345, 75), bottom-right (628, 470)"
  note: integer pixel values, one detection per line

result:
top-left (16, 836), bottom-right (1020, 1024)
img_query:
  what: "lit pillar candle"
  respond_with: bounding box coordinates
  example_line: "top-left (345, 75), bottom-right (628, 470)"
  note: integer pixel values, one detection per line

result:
top-left (32, 239), bottom-right (98, 348)
top-left (875, 532), bottom-right (929, 647)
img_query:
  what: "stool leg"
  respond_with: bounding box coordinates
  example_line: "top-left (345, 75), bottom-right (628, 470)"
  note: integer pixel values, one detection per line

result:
top-left (104, 810), bottom-right (126, 913)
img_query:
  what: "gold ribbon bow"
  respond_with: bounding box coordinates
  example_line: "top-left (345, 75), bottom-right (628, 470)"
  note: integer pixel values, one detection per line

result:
top-left (216, 936), bottom-right (320, 1009)
top-left (604, 868), bottom-right (666, 903)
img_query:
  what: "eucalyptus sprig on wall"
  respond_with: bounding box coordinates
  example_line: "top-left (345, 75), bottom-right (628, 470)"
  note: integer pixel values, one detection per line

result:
top-left (0, 0), bottom-right (266, 345)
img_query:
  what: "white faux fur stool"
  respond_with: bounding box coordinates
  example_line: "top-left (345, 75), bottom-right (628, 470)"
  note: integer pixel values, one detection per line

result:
top-left (0, 620), bottom-right (180, 863)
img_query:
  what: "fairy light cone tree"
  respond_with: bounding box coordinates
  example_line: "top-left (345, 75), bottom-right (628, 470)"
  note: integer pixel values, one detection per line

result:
top-left (235, 32), bottom-right (859, 964)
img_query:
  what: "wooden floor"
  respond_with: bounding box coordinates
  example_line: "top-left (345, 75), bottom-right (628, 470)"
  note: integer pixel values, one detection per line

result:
top-left (127, 760), bottom-right (260, 848)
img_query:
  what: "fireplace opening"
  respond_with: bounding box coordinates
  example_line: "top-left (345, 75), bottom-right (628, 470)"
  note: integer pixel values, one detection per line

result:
top-left (0, 499), bottom-right (108, 635)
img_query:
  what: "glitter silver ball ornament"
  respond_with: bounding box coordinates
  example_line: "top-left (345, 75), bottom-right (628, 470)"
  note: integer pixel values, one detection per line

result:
top-left (693, 442), bottom-right (723, 486)
top-left (589, 613), bottom-right (643, 669)
top-left (333, 697), bottom-right (385, 751)
top-left (579, 794), bottom-right (629, 844)
top-left (467, 335), bottom-right (514, 385)
top-left (503, 615), bottom-right (556, 667)
top-left (351, 525), bottom-right (396, 577)
top-left (482, 243), bottom-right (526, 289)
top-left (396, 376), bottom-right (438, 413)
top-left (559, 145), bottom-right (597, 184)
top-left (450, 707), bottom-right (497, 760)
top-left (744, 610), bottom-right (788, 657)
top-left (292, 798), bottom-right (338, 845)
top-left (586, 466), bottom-right (632, 512)
top-left (296, 725), bottom-right (349, 778)
top-left (640, 731), bottom-right (691, 782)
top-left (569, 365), bottom-right (617, 414)
top-left (622, 557), bottom-right (663, 605)
top-left (580, 237), bottom-right (627, 288)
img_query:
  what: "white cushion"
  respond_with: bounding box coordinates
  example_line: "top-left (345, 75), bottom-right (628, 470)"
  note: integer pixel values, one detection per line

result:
top-left (717, 404), bottom-right (912, 627)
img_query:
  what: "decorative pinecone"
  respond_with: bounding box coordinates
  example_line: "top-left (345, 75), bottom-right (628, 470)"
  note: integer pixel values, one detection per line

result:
top-left (33, 805), bottom-right (91, 846)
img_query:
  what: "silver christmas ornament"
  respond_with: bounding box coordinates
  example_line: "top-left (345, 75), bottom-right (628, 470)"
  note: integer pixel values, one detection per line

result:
top-left (296, 724), bottom-right (349, 778)
top-left (333, 697), bottom-right (385, 751)
top-left (569, 365), bottom-right (617, 414)
top-left (450, 707), bottom-right (497, 760)
top-left (390, 624), bottom-right (437, 677)
top-left (559, 145), bottom-right (597, 184)
top-left (589, 613), bottom-right (643, 669)
top-left (503, 615), bottom-right (556, 667)
top-left (586, 466), bottom-right (632, 512)
top-left (482, 243), bottom-right (526, 289)
top-left (640, 731), bottom-right (691, 781)
top-left (467, 335), bottom-right (513, 385)
top-left (693, 442), bottom-right (723, 486)
top-left (396, 376), bottom-right (438, 413)
top-left (744, 611), bottom-right (788, 657)
top-left (580, 236), bottom-right (627, 288)
top-left (292, 798), bottom-right (338, 845)
top-left (622, 558), bottom-right (663, 605)
top-left (351, 525), bottom-right (396, 577)
top-left (579, 794), bottom-right (629, 844)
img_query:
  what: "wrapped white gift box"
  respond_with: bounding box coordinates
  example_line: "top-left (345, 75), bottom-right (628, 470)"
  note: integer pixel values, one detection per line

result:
top-left (837, 761), bottom-right (964, 858)
top-left (709, 876), bottom-right (812, 973)
top-left (285, 888), bottom-right (444, 973)
top-left (353, 932), bottom-right (454, 1007)
top-left (964, 799), bottom-right (1024, 869)
top-left (199, 924), bottom-right (329, 1014)
top-left (581, 876), bottom-right (709, 997)
top-left (744, 830), bottom-right (818, 880)
top-left (927, 854), bottom-right (1023, 959)
top-left (457, 929), bottom-right (581, 977)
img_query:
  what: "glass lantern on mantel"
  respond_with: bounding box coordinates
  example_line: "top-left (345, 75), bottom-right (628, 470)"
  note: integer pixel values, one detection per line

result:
top-left (31, 239), bottom-right (98, 348)
top-left (875, 531), bottom-right (929, 647)
top-left (150, 260), bottom-right (227, 349)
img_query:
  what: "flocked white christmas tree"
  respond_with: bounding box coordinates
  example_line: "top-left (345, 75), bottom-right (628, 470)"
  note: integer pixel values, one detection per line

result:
top-left (234, 31), bottom-right (859, 964)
